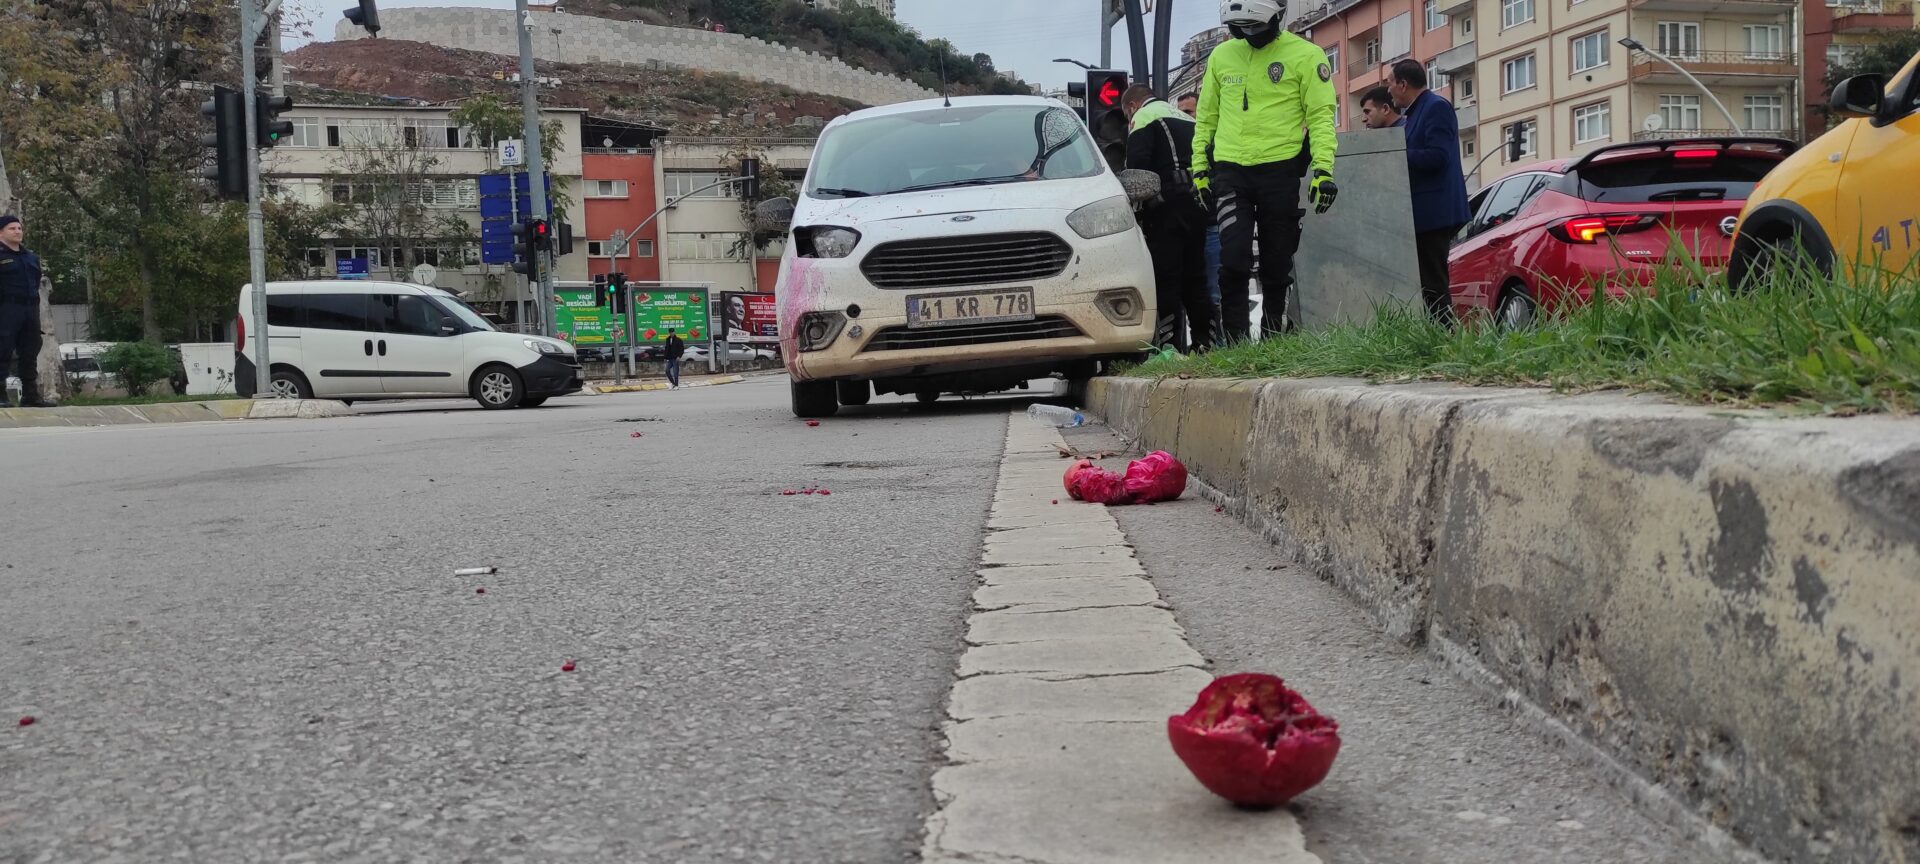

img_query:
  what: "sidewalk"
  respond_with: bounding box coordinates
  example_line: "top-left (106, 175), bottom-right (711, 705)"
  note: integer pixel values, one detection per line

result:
top-left (591, 373), bottom-right (751, 394)
top-left (0, 400), bottom-right (252, 429)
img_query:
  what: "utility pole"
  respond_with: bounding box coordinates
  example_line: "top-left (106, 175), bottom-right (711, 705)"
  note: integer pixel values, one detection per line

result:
top-left (242, 0), bottom-right (274, 391)
top-left (515, 0), bottom-right (553, 337)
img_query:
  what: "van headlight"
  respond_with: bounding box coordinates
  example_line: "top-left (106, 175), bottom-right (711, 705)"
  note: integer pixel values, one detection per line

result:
top-left (805, 227), bottom-right (862, 259)
top-left (523, 339), bottom-right (566, 355)
top-left (1067, 195), bottom-right (1136, 239)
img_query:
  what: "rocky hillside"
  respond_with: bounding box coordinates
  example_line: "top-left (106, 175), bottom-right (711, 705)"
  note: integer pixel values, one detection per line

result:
top-left (286, 38), bottom-right (864, 135)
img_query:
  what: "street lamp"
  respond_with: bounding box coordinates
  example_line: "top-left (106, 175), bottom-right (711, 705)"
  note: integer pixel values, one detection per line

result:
top-left (1618, 37), bottom-right (1744, 135)
top-left (1054, 57), bottom-right (1095, 70)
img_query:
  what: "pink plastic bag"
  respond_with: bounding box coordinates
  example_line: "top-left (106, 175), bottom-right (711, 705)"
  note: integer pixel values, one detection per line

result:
top-left (1063, 451), bottom-right (1187, 505)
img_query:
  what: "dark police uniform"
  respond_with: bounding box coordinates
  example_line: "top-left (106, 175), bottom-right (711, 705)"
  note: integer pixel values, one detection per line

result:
top-left (0, 242), bottom-right (46, 406)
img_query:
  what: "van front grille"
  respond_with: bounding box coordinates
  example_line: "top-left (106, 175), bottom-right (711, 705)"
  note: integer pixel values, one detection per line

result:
top-left (860, 233), bottom-right (1074, 289)
top-left (860, 316), bottom-right (1083, 352)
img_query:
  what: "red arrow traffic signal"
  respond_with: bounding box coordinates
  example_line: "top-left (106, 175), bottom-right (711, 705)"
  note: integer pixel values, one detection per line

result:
top-left (1098, 78), bottom-right (1123, 107)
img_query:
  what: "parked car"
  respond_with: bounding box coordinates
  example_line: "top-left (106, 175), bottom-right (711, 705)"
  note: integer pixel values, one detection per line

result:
top-left (1731, 50), bottom-right (1920, 289)
top-left (234, 281), bottom-right (582, 409)
top-left (764, 95), bottom-right (1160, 417)
top-left (1449, 137), bottom-right (1797, 326)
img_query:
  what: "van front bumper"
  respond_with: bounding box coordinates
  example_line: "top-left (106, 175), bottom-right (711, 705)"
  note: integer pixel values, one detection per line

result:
top-left (519, 355), bottom-right (584, 398)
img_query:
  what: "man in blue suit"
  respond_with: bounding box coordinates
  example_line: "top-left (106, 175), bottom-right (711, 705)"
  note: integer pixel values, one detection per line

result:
top-left (1387, 59), bottom-right (1472, 323)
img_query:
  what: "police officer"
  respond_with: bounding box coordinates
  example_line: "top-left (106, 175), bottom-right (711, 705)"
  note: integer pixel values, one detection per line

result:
top-left (0, 214), bottom-right (52, 408)
top-left (1193, 0), bottom-right (1339, 341)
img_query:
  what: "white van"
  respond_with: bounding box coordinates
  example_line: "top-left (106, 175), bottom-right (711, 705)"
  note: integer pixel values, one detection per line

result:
top-left (764, 96), bottom-right (1159, 417)
top-left (234, 281), bottom-right (582, 409)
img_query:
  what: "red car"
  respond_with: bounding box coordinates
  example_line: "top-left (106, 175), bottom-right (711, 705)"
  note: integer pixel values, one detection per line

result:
top-left (1448, 137), bottom-right (1797, 327)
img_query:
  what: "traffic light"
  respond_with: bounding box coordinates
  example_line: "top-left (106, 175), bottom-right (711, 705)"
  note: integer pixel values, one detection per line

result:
top-left (255, 93), bottom-right (295, 149)
top-left (1085, 69), bottom-right (1131, 171)
top-left (608, 272), bottom-right (629, 314)
top-left (1505, 123), bottom-right (1529, 163)
top-left (342, 0), bottom-right (380, 35)
top-left (530, 218), bottom-right (551, 252)
top-left (592, 273), bottom-right (609, 307)
top-left (555, 222), bottom-right (574, 256)
top-left (1066, 80), bottom-right (1089, 122)
top-left (739, 157), bottom-right (761, 200)
top-left (510, 220), bottom-right (539, 276)
top-left (200, 85), bottom-right (246, 200)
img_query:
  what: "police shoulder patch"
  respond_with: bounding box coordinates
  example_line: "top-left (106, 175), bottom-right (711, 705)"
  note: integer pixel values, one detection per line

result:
top-left (1318, 63), bottom-right (1332, 82)
top-left (1268, 62), bottom-right (1285, 83)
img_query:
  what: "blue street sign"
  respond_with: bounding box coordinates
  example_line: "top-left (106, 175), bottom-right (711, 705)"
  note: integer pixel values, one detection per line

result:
top-left (479, 172), bottom-right (555, 264)
top-left (336, 257), bottom-right (370, 280)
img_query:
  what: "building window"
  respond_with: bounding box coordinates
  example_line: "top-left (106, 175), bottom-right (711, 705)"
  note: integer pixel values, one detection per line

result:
top-left (1574, 101), bottom-right (1612, 143)
top-left (1426, 61), bottom-right (1448, 90)
top-left (1659, 93), bottom-right (1702, 130)
top-left (1463, 136), bottom-right (1476, 156)
top-left (1743, 25), bottom-right (1783, 60)
top-left (586, 239), bottom-right (655, 258)
top-left (1459, 16), bottom-right (1474, 37)
top-left (587, 179), bottom-right (631, 198)
top-left (1571, 30), bottom-right (1609, 73)
top-left (1425, 0), bottom-right (1447, 30)
top-left (1502, 0), bottom-right (1535, 29)
top-left (667, 232), bottom-right (747, 261)
top-left (1364, 38), bottom-right (1381, 66)
top-left (1324, 45), bottom-right (1340, 72)
top-left (1457, 75), bottom-right (1476, 100)
top-left (1656, 22), bottom-right (1701, 59)
top-left (402, 179), bottom-right (479, 208)
top-left (1383, 13), bottom-right (1411, 59)
top-left (1828, 43), bottom-right (1864, 69)
top-left (1503, 53), bottom-right (1537, 93)
top-left (664, 171), bottom-right (732, 199)
top-left (1744, 94), bottom-right (1785, 130)
top-left (1501, 119), bottom-right (1538, 162)
top-left (289, 117), bottom-right (322, 148)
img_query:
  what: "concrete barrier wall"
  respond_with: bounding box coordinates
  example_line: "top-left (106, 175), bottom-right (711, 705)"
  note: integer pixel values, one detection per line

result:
top-left (1086, 376), bottom-right (1920, 864)
top-left (337, 8), bottom-right (937, 107)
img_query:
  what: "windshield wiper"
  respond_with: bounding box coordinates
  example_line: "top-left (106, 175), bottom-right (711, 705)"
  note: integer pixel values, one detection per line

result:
top-left (1647, 188), bottom-right (1727, 201)
top-left (896, 174), bottom-right (1033, 194)
top-left (813, 187), bottom-right (872, 198)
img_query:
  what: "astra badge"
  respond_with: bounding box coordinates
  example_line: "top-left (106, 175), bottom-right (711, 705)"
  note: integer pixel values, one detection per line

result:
top-left (1268, 62), bottom-right (1285, 83)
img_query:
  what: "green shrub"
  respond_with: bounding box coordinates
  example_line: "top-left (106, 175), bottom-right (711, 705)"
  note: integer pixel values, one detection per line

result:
top-left (98, 342), bottom-right (177, 397)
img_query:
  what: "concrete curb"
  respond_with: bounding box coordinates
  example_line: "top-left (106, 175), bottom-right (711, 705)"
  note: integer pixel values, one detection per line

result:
top-left (1085, 376), bottom-right (1920, 864)
top-left (591, 374), bottom-right (748, 394)
top-left (0, 398), bottom-right (360, 429)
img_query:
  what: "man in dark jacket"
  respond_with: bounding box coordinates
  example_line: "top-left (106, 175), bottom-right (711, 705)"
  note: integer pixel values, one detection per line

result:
top-left (1122, 85), bottom-right (1215, 352)
top-left (1386, 59), bottom-right (1472, 322)
top-left (664, 328), bottom-right (685, 389)
top-left (0, 214), bottom-right (51, 408)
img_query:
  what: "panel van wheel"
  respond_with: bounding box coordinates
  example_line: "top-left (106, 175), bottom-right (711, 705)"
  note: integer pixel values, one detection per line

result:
top-left (1496, 285), bottom-right (1537, 330)
top-left (472, 365), bottom-right (525, 410)
top-left (790, 379), bottom-right (839, 418)
top-left (268, 367), bottom-right (311, 400)
top-left (836, 380), bottom-right (871, 406)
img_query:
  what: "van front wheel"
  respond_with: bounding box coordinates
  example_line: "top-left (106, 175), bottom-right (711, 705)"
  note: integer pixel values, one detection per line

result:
top-left (472, 365), bottom-right (525, 410)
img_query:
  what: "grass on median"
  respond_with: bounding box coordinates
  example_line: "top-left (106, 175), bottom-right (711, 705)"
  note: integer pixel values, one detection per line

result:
top-left (1131, 257), bottom-right (1920, 415)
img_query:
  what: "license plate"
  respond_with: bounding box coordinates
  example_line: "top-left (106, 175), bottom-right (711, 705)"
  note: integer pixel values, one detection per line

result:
top-left (907, 288), bottom-right (1035, 329)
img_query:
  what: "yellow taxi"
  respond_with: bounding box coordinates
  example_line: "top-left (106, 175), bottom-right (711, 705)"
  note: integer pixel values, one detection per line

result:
top-left (1729, 49), bottom-right (1920, 288)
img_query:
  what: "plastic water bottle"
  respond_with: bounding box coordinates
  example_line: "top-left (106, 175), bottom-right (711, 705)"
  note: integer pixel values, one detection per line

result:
top-left (1027, 404), bottom-right (1085, 428)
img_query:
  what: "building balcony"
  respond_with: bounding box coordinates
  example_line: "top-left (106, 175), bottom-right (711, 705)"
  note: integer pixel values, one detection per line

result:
top-left (1629, 0), bottom-right (1791, 12)
top-left (1831, 0), bottom-right (1915, 33)
top-left (1437, 0), bottom-right (1474, 17)
top-left (1348, 58), bottom-right (1388, 91)
top-left (1456, 102), bottom-right (1479, 130)
top-left (1628, 51), bottom-right (1800, 85)
top-left (1631, 127), bottom-right (1801, 142)
top-left (1434, 41), bottom-right (1477, 75)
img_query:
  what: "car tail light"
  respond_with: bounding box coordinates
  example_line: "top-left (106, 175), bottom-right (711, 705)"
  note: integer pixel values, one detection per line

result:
top-left (1550, 214), bottom-right (1659, 244)
top-left (1671, 148), bottom-right (1721, 159)
top-left (234, 314), bottom-right (245, 352)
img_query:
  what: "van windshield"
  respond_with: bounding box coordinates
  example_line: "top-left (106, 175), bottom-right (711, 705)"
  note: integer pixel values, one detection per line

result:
top-left (806, 104), bottom-right (1102, 199)
top-left (438, 295), bottom-right (496, 331)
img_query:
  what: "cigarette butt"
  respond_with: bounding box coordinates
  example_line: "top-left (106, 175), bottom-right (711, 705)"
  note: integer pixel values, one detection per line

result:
top-left (455, 567), bottom-right (497, 577)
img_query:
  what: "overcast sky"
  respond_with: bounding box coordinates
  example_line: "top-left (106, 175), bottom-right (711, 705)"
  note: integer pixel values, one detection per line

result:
top-left (292, 0), bottom-right (1223, 92)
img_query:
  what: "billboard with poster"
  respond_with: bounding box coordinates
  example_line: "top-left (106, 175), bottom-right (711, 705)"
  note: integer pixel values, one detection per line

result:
top-left (552, 288), bottom-right (711, 345)
top-left (720, 292), bottom-right (778, 344)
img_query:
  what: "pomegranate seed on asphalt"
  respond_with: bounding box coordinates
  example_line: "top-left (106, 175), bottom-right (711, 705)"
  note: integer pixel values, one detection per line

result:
top-left (805, 420), bottom-right (820, 427)
top-left (475, 588), bottom-right (487, 594)
top-left (631, 431), bottom-right (643, 438)
top-left (561, 661), bottom-right (576, 672)
top-left (18, 716), bottom-right (34, 727)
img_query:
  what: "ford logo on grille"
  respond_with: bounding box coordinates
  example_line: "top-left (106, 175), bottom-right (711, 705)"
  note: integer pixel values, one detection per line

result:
top-left (1719, 216), bottom-right (1739, 237)
top-left (951, 215), bottom-right (976, 222)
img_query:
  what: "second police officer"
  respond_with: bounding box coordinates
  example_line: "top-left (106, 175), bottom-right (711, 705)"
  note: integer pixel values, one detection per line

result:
top-left (1192, 0), bottom-right (1339, 341)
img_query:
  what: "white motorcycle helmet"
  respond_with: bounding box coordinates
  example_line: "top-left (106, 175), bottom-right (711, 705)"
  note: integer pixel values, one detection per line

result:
top-left (1220, 0), bottom-right (1284, 27)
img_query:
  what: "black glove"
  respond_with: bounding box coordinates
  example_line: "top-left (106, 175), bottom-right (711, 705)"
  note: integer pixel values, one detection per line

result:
top-left (1309, 169), bottom-right (1338, 214)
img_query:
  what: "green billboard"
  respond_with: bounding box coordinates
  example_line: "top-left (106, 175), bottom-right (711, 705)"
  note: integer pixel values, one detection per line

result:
top-left (554, 289), bottom-right (711, 346)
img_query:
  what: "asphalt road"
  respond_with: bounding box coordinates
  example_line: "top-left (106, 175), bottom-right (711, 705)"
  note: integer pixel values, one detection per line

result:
top-left (1, 379), bottom-right (1025, 863)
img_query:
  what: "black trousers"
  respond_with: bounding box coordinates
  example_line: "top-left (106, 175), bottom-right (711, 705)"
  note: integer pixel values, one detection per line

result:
top-left (1213, 161), bottom-right (1305, 342)
top-left (1416, 228), bottom-right (1458, 324)
top-left (0, 301), bottom-right (41, 402)
top-left (1142, 215), bottom-right (1215, 353)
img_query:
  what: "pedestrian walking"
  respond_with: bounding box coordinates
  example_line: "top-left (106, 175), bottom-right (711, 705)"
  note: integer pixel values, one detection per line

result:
top-left (664, 328), bottom-right (685, 389)
top-left (0, 214), bottom-right (51, 408)
top-left (1385, 59), bottom-right (1471, 323)
top-left (1360, 86), bottom-right (1404, 129)
top-left (1123, 84), bottom-right (1216, 353)
top-left (1192, 0), bottom-right (1340, 342)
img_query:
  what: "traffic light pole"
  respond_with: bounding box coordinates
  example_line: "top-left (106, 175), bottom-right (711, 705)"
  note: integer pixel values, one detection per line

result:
top-left (515, 0), bottom-right (553, 337)
top-left (241, 0), bottom-right (272, 391)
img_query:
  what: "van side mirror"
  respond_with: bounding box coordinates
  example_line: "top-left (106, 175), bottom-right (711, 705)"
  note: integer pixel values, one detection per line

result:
top-left (1118, 169), bottom-right (1161, 206)
top-left (440, 316), bottom-right (458, 335)
top-left (1828, 75), bottom-right (1886, 120)
top-left (753, 197), bottom-right (794, 234)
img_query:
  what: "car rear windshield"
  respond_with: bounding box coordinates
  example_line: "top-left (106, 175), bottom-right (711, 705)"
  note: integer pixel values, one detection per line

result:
top-left (806, 104), bottom-right (1103, 199)
top-left (1571, 152), bottom-right (1783, 204)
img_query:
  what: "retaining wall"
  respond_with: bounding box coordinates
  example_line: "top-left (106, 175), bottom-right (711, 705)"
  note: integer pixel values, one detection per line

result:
top-left (336, 8), bottom-right (936, 107)
top-left (1086, 376), bottom-right (1920, 864)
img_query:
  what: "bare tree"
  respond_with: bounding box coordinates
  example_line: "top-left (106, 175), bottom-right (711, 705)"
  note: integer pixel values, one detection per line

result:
top-left (327, 123), bottom-right (473, 277)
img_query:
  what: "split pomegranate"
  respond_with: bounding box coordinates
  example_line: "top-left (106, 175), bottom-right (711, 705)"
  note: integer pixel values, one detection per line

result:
top-left (1167, 673), bottom-right (1341, 808)
top-left (1063, 451), bottom-right (1187, 506)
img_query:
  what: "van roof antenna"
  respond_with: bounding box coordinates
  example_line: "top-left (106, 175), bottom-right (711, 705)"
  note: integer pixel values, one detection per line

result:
top-left (940, 53), bottom-right (952, 107)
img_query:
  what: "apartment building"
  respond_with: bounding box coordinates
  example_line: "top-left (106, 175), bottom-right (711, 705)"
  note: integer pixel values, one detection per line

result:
top-left (650, 138), bottom-right (817, 296)
top-left (1454, 0), bottom-right (1800, 188)
top-left (1803, 0), bottom-right (1916, 127)
top-left (1294, 0), bottom-right (1467, 172)
top-left (263, 104), bottom-right (589, 326)
top-left (1172, 26), bottom-right (1232, 100)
